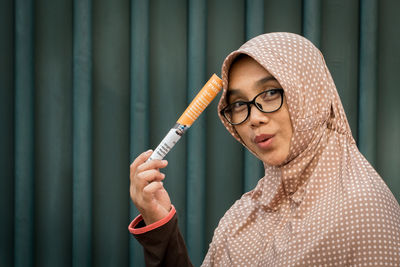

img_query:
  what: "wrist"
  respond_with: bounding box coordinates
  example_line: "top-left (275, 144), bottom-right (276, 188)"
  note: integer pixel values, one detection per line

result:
top-left (142, 205), bottom-right (172, 226)
top-left (129, 205), bottom-right (176, 235)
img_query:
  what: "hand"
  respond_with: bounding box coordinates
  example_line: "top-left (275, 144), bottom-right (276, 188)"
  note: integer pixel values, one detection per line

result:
top-left (130, 150), bottom-right (172, 225)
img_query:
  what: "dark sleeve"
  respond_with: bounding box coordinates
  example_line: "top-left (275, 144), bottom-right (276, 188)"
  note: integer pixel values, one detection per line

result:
top-left (132, 213), bottom-right (194, 267)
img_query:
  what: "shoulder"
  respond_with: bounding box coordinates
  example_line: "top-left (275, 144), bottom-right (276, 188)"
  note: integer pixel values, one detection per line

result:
top-left (212, 191), bottom-right (258, 239)
top-left (203, 192), bottom-right (258, 264)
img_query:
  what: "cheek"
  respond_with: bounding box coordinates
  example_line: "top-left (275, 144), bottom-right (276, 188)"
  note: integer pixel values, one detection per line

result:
top-left (283, 119), bottom-right (293, 139)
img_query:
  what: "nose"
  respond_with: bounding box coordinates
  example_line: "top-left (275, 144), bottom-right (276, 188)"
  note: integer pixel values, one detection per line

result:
top-left (248, 103), bottom-right (269, 127)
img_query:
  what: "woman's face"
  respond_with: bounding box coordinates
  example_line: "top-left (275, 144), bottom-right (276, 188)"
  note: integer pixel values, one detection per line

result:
top-left (228, 56), bottom-right (293, 166)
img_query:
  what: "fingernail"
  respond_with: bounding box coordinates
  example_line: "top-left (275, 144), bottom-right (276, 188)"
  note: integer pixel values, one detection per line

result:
top-left (161, 160), bottom-right (167, 164)
top-left (146, 149), bottom-right (153, 154)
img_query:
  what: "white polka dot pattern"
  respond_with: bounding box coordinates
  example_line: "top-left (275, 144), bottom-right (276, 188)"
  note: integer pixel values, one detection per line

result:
top-left (201, 33), bottom-right (400, 266)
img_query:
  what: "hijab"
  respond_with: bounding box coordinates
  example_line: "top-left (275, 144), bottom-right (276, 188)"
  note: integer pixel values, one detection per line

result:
top-left (202, 32), bottom-right (400, 266)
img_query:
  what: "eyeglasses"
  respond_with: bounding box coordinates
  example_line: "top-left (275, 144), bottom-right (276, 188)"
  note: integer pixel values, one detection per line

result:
top-left (220, 88), bottom-right (284, 125)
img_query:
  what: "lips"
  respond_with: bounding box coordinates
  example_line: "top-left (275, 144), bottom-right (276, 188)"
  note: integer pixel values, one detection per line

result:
top-left (254, 134), bottom-right (274, 149)
top-left (254, 134), bottom-right (273, 143)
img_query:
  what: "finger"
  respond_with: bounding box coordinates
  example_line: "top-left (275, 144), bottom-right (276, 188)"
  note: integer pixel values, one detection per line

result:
top-left (130, 150), bottom-right (153, 172)
top-left (136, 159), bottom-right (168, 174)
top-left (135, 169), bottom-right (166, 185)
top-left (142, 181), bottom-right (164, 201)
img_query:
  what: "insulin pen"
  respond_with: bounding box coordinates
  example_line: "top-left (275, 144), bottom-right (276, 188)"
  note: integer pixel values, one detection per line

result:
top-left (148, 74), bottom-right (223, 161)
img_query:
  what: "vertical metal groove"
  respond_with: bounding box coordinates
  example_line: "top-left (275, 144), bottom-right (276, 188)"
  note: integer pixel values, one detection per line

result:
top-left (186, 0), bottom-right (207, 264)
top-left (0, 0), bottom-right (15, 266)
top-left (244, 0), bottom-right (265, 193)
top-left (358, 0), bottom-right (377, 165)
top-left (35, 0), bottom-right (73, 264)
top-left (14, 0), bottom-right (35, 266)
top-left (72, 0), bottom-right (92, 266)
top-left (246, 0), bottom-right (264, 40)
top-left (130, 0), bottom-right (149, 266)
top-left (302, 0), bottom-right (321, 48)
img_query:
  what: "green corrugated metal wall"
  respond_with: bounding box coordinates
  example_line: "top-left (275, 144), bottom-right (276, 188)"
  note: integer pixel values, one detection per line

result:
top-left (1, 0), bottom-right (399, 266)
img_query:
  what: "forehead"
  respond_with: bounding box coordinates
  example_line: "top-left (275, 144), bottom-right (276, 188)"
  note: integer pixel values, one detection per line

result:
top-left (227, 55), bottom-right (279, 96)
top-left (228, 55), bottom-right (269, 80)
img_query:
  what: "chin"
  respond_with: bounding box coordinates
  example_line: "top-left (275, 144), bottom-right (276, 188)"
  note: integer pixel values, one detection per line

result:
top-left (264, 159), bottom-right (283, 167)
top-left (259, 153), bottom-right (286, 166)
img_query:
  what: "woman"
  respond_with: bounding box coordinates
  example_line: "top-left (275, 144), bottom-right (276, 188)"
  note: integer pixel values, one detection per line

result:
top-left (129, 32), bottom-right (400, 266)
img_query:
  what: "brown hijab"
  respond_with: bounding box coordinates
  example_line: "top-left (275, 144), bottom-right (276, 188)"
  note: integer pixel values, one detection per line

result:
top-left (202, 32), bottom-right (400, 266)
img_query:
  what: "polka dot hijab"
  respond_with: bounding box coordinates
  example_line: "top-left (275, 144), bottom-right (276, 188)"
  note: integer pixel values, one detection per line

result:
top-left (201, 33), bottom-right (400, 266)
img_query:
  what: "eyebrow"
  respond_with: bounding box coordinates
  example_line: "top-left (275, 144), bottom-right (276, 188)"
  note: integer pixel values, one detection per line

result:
top-left (227, 75), bottom-right (277, 97)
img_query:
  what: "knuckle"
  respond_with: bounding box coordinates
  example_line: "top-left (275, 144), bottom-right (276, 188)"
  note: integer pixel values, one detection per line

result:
top-left (136, 163), bottom-right (145, 173)
top-left (143, 185), bottom-right (151, 195)
top-left (135, 172), bottom-right (145, 182)
top-left (149, 160), bottom-right (161, 168)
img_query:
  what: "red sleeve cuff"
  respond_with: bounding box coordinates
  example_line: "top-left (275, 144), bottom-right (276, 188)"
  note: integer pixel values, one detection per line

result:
top-left (128, 205), bottom-right (176, 235)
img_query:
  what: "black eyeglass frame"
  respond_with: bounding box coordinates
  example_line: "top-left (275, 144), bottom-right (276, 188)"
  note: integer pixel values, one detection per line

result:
top-left (220, 88), bottom-right (284, 125)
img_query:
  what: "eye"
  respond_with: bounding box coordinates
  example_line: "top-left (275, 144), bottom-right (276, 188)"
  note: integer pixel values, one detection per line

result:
top-left (230, 101), bottom-right (247, 112)
top-left (260, 89), bottom-right (280, 101)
